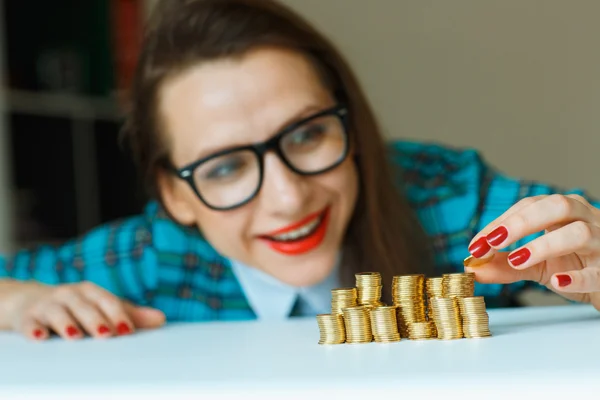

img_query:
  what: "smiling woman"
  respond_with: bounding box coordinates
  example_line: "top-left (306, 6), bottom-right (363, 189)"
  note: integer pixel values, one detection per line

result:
top-left (1, 0), bottom-right (600, 341)
top-left (127, 3), bottom-right (435, 290)
top-left (153, 48), bottom-right (365, 287)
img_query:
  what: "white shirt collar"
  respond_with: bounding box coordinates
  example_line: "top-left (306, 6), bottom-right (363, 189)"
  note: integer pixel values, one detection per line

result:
top-left (229, 257), bottom-right (340, 320)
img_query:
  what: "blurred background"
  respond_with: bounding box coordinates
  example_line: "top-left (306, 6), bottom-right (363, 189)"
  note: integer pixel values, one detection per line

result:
top-left (0, 0), bottom-right (154, 255)
top-left (0, 0), bottom-right (599, 288)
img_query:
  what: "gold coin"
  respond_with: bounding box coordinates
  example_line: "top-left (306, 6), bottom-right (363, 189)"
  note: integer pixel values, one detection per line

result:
top-left (318, 271), bottom-right (493, 345)
top-left (458, 297), bottom-right (492, 338)
top-left (355, 273), bottom-right (383, 305)
top-left (331, 288), bottom-right (358, 315)
top-left (391, 274), bottom-right (427, 338)
top-left (342, 306), bottom-right (373, 344)
top-left (369, 306), bottom-right (401, 343)
top-left (463, 253), bottom-right (495, 268)
top-left (442, 273), bottom-right (475, 298)
top-left (429, 297), bottom-right (463, 340)
top-left (407, 321), bottom-right (436, 340)
top-left (426, 277), bottom-right (444, 298)
top-left (316, 314), bottom-right (346, 345)
top-left (355, 272), bottom-right (382, 287)
top-left (391, 274), bottom-right (425, 301)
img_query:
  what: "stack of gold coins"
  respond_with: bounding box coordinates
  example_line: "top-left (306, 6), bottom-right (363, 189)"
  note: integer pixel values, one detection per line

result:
top-left (331, 288), bottom-right (358, 315)
top-left (458, 297), bottom-right (492, 338)
top-left (391, 274), bottom-right (427, 338)
top-left (316, 314), bottom-right (346, 345)
top-left (429, 297), bottom-right (463, 340)
top-left (442, 272), bottom-right (475, 298)
top-left (392, 274), bottom-right (425, 299)
top-left (369, 306), bottom-right (401, 343)
top-left (342, 306), bottom-right (373, 344)
top-left (355, 272), bottom-right (383, 307)
top-left (426, 277), bottom-right (444, 298)
top-left (407, 321), bottom-right (436, 340)
top-left (425, 277), bottom-right (444, 319)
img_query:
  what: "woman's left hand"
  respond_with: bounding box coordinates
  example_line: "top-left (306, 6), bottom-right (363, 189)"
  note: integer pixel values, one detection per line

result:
top-left (464, 194), bottom-right (600, 310)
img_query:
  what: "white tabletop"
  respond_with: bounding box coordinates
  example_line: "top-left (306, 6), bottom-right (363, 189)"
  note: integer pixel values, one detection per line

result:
top-left (1, 304), bottom-right (599, 399)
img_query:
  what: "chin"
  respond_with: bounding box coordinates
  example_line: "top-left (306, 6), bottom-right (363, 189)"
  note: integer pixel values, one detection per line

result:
top-left (270, 251), bottom-right (338, 287)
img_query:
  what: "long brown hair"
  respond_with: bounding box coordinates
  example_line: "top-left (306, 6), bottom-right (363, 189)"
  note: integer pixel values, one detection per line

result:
top-left (122, 0), bottom-right (435, 301)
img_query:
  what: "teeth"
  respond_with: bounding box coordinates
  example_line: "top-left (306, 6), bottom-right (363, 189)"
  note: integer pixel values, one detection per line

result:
top-left (272, 216), bottom-right (322, 241)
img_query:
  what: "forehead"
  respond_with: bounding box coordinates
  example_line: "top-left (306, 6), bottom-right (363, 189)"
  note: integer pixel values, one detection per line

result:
top-left (159, 47), bottom-right (334, 166)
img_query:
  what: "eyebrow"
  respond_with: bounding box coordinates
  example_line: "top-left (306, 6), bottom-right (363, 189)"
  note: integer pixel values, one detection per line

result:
top-left (191, 103), bottom-right (332, 162)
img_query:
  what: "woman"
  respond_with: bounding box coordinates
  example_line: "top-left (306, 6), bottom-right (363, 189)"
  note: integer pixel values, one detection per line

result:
top-left (1, 0), bottom-right (599, 341)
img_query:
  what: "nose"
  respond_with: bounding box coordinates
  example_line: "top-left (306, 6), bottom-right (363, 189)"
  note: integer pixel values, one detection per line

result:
top-left (258, 152), bottom-right (312, 214)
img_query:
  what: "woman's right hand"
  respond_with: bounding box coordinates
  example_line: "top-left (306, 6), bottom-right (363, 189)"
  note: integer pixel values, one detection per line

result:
top-left (7, 281), bottom-right (165, 341)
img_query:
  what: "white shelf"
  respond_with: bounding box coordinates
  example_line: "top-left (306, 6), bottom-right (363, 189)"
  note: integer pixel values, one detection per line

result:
top-left (6, 89), bottom-right (123, 121)
top-left (0, 0), bottom-right (155, 253)
top-left (0, 89), bottom-right (125, 248)
top-left (0, 0), bottom-right (13, 254)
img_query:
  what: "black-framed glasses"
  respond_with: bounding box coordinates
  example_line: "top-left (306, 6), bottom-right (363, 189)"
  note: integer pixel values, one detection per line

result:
top-left (167, 104), bottom-right (350, 211)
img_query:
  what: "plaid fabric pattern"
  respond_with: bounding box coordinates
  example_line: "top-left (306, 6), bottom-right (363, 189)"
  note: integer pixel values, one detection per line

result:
top-left (1, 140), bottom-right (598, 321)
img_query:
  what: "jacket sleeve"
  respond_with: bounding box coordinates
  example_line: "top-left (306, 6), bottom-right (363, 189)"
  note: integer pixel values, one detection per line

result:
top-left (0, 214), bottom-right (158, 305)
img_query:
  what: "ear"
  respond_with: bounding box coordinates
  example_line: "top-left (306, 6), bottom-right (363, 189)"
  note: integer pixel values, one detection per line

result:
top-left (156, 169), bottom-right (197, 226)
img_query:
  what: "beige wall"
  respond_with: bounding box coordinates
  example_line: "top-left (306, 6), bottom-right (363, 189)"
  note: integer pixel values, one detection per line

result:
top-left (279, 0), bottom-right (600, 197)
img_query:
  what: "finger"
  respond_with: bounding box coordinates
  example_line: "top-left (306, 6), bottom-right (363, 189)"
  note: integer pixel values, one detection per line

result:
top-left (551, 268), bottom-right (600, 293)
top-left (544, 195), bottom-right (595, 232)
top-left (468, 196), bottom-right (546, 258)
top-left (59, 292), bottom-right (113, 339)
top-left (78, 282), bottom-right (135, 336)
top-left (567, 194), bottom-right (593, 208)
top-left (20, 317), bottom-right (49, 341)
top-left (123, 302), bottom-right (166, 330)
top-left (468, 196), bottom-right (546, 247)
top-left (36, 303), bottom-right (84, 340)
top-left (505, 221), bottom-right (600, 270)
top-left (484, 194), bottom-right (595, 250)
top-left (464, 252), bottom-right (545, 284)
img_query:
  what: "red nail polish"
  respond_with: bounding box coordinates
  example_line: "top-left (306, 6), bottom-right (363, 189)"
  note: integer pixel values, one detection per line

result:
top-left (116, 322), bottom-right (131, 335)
top-left (33, 329), bottom-right (44, 339)
top-left (66, 325), bottom-right (79, 337)
top-left (487, 226), bottom-right (509, 246)
top-left (556, 274), bottom-right (572, 287)
top-left (97, 325), bottom-right (111, 335)
top-left (508, 248), bottom-right (531, 266)
top-left (468, 237), bottom-right (491, 258)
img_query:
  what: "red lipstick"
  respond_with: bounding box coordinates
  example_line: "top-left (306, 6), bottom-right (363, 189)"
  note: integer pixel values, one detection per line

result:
top-left (258, 207), bottom-right (330, 256)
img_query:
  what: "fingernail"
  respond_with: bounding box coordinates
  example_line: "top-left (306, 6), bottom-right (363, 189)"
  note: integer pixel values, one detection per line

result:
top-left (487, 226), bottom-right (508, 246)
top-left (468, 237), bottom-right (491, 258)
top-left (66, 325), bottom-right (79, 337)
top-left (464, 253), bottom-right (496, 268)
top-left (33, 329), bottom-right (44, 339)
top-left (556, 274), bottom-right (572, 287)
top-left (97, 325), bottom-right (111, 335)
top-left (508, 248), bottom-right (531, 267)
top-left (116, 322), bottom-right (131, 335)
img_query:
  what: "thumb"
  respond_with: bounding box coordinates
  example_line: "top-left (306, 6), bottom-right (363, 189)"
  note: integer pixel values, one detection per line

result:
top-left (464, 252), bottom-right (542, 285)
top-left (123, 302), bottom-right (166, 329)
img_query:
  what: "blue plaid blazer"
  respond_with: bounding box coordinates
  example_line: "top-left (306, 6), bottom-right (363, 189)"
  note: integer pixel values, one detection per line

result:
top-left (1, 140), bottom-right (597, 321)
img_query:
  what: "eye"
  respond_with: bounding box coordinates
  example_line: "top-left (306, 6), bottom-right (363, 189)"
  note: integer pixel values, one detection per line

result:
top-left (287, 123), bottom-right (326, 145)
top-left (203, 157), bottom-right (246, 180)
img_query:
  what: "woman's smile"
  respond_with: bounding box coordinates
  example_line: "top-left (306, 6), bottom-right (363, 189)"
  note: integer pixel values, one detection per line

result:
top-left (257, 205), bottom-right (331, 256)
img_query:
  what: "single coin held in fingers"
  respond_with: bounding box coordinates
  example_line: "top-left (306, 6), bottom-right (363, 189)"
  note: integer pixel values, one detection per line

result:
top-left (464, 253), bottom-right (496, 268)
